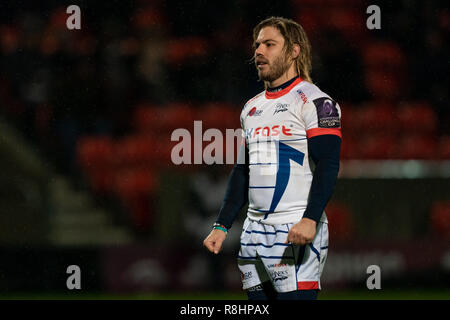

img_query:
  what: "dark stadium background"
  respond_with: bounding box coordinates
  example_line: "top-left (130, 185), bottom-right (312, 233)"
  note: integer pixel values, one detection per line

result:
top-left (0, 0), bottom-right (449, 299)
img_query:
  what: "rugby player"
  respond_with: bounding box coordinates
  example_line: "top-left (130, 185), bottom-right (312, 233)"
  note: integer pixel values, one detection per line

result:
top-left (203, 16), bottom-right (342, 300)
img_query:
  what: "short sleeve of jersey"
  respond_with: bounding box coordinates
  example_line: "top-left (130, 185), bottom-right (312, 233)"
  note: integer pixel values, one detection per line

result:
top-left (301, 96), bottom-right (342, 139)
top-left (240, 106), bottom-right (246, 139)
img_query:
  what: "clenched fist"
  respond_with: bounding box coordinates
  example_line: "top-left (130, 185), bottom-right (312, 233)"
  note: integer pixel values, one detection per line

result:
top-left (285, 218), bottom-right (317, 245)
top-left (203, 228), bottom-right (227, 254)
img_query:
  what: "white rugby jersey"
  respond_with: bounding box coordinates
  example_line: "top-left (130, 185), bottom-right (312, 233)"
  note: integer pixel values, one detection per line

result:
top-left (240, 77), bottom-right (342, 225)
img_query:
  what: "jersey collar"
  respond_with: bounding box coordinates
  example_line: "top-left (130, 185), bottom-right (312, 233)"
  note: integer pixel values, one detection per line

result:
top-left (265, 77), bottom-right (303, 99)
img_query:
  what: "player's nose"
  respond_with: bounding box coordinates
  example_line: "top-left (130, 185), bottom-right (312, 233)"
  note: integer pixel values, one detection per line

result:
top-left (254, 45), bottom-right (265, 58)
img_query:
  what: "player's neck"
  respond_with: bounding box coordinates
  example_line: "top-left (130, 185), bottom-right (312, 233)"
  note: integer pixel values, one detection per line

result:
top-left (268, 66), bottom-right (298, 88)
top-left (267, 66), bottom-right (299, 92)
top-left (266, 75), bottom-right (299, 93)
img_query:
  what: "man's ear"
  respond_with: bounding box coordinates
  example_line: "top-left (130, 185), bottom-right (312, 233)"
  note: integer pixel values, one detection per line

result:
top-left (292, 44), bottom-right (300, 59)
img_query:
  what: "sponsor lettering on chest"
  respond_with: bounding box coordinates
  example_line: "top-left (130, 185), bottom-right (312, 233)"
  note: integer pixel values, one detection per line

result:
top-left (245, 124), bottom-right (292, 139)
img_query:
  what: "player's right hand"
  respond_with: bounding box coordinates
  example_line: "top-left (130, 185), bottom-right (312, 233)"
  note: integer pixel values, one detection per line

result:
top-left (203, 229), bottom-right (227, 254)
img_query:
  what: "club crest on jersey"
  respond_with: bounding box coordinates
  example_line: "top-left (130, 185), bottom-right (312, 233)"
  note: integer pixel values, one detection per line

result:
top-left (247, 106), bottom-right (263, 117)
top-left (313, 97), bottom-right (340, 128)
top-left (273, 103), bottom-right (289, 115)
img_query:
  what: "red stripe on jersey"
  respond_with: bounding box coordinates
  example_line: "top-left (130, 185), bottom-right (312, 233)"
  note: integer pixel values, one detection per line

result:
top-left (306, 128), bottom-right (342, 139)
top-left (265, 77), bottom-right (303, 99)
top-left (297, 281), bottom-right (319, 290)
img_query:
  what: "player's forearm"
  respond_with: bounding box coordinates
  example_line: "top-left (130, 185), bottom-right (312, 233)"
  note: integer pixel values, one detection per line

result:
top-left (303, 135), bottom-right (341, 223)
top-left (216, 162), bottom-right (249, 229)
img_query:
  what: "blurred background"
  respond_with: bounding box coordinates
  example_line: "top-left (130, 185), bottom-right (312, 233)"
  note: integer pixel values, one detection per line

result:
top-left (0, 0), bottom-right (449, 299)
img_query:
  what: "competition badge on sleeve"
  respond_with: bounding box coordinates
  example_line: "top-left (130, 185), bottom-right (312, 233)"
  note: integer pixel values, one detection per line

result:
top-left (313, 97), bottom-right (340, 128)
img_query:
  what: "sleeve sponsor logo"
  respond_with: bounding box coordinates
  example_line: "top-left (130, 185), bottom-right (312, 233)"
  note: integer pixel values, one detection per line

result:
top-left (296, 89), bottom-right (308, 104)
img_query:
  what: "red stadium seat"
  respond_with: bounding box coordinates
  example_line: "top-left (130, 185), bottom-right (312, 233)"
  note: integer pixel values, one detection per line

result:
top-left (1, 26), bottom-right (20, 54)
top-left (355, 102), bottom-right (398, 134)
top-left (49, 7), bottom-right (71, 30)
top-left (325, 202), bottom-right (355, 243)
top-left (166, 37), bottom-right (209, 65)
top-left (292, 0), bottom-right (363, 8)
top-left (153, 133), bottom-right (179, 167)
top-left (114, 134), bottom-right (156, 167)
top-left (358, 133), bottom-right (398, 159)
top-left (339, 103), bottom-right (356, 134)
top-left (397, 102), bottom-right (438, 134)
top-left (396, 134), bottom-right (438, 159)
top-left (132, 102), bottom-right (161, 134)
top-left (293, 0), bottom-right (365, 40)
top-left (86, 169), bottom-right (115, 195)
top-left (295, 9), bottom-right (319, 34)
top-left (362, 42), bottom-right (406, 69)
top-left (430, 201), bottom-right (450, 239)
top-left (113, 168), bottom-right (157, 199)
top-left (77, 136), bottom-right (114, 170)
top-left (133, 102), bottom-right (196, 135)
top-left (340, 136), bottom-right (359, 160)
top-left (132, 5), bottom-right (165, 30)
top-left (365, 69), bottom-right (403, 100)
top-left (325, 8), bottom-right (366, 42)
top-left (113, 168), bottom-right (158, 232)
top-left (201, 102), bottom-right (241, 132)
top-left (438, 136), bottom-right (450, 159)
top-left (163, 102), bottom-right (197, 131)
top-left (362, 42), bottom-right (408, 99)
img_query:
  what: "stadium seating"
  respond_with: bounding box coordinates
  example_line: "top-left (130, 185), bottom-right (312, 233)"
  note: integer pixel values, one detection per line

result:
top-left (86, 169), bottom-right (115, 195)
top-left (113, 168), bottom-right (157, 198)
top-left (112, 168), bottom-right (158, 231)
top-left (358, 133), bottom-right (398, 159)
top-left (115, 134), bottom-right (156, 167)
top-left (201, 102), bottom-right (241, 130)
top-left (166, 37), bottom-right (209, 65)
top-left (362, 42), bottom-right (406, 69)
top-left (430, 201), bottom-right (450, 238)
top-left (354, 102), bottom-right (399, 134)
top-left (362, 41), bottom-right (407, 100)
top-left (438, 136), bottom-right (450, 159)
top-left (132, 102), bottom-right (196, 135)
top-left (396, 134), bottom-right (438, 160)
top-left (325, 202), bottom-right (355, 242)
top-left (340, 136), bottom-right (359, 160)
top-left (293, 0), bottom-right (366, 42)
top-left (397, 102), bottom-right (438, 134)
top-left (3, 0), bottom-right (448, 237)
top-left (77, 136), bottom-right (114, 170)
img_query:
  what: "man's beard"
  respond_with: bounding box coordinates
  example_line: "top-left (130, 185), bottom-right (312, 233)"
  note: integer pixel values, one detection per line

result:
top-left (257, 52), bottom-right (291, 83)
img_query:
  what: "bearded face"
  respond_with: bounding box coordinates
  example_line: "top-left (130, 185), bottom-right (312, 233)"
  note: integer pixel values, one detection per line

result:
top-left (255, 49), bottom-right (292, 83)
top-left (254, 26), bottom-right (295, 85)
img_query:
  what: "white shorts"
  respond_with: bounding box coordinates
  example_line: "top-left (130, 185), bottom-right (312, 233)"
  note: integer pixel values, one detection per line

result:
top-left (237, 217), bottom-right (329, 293)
